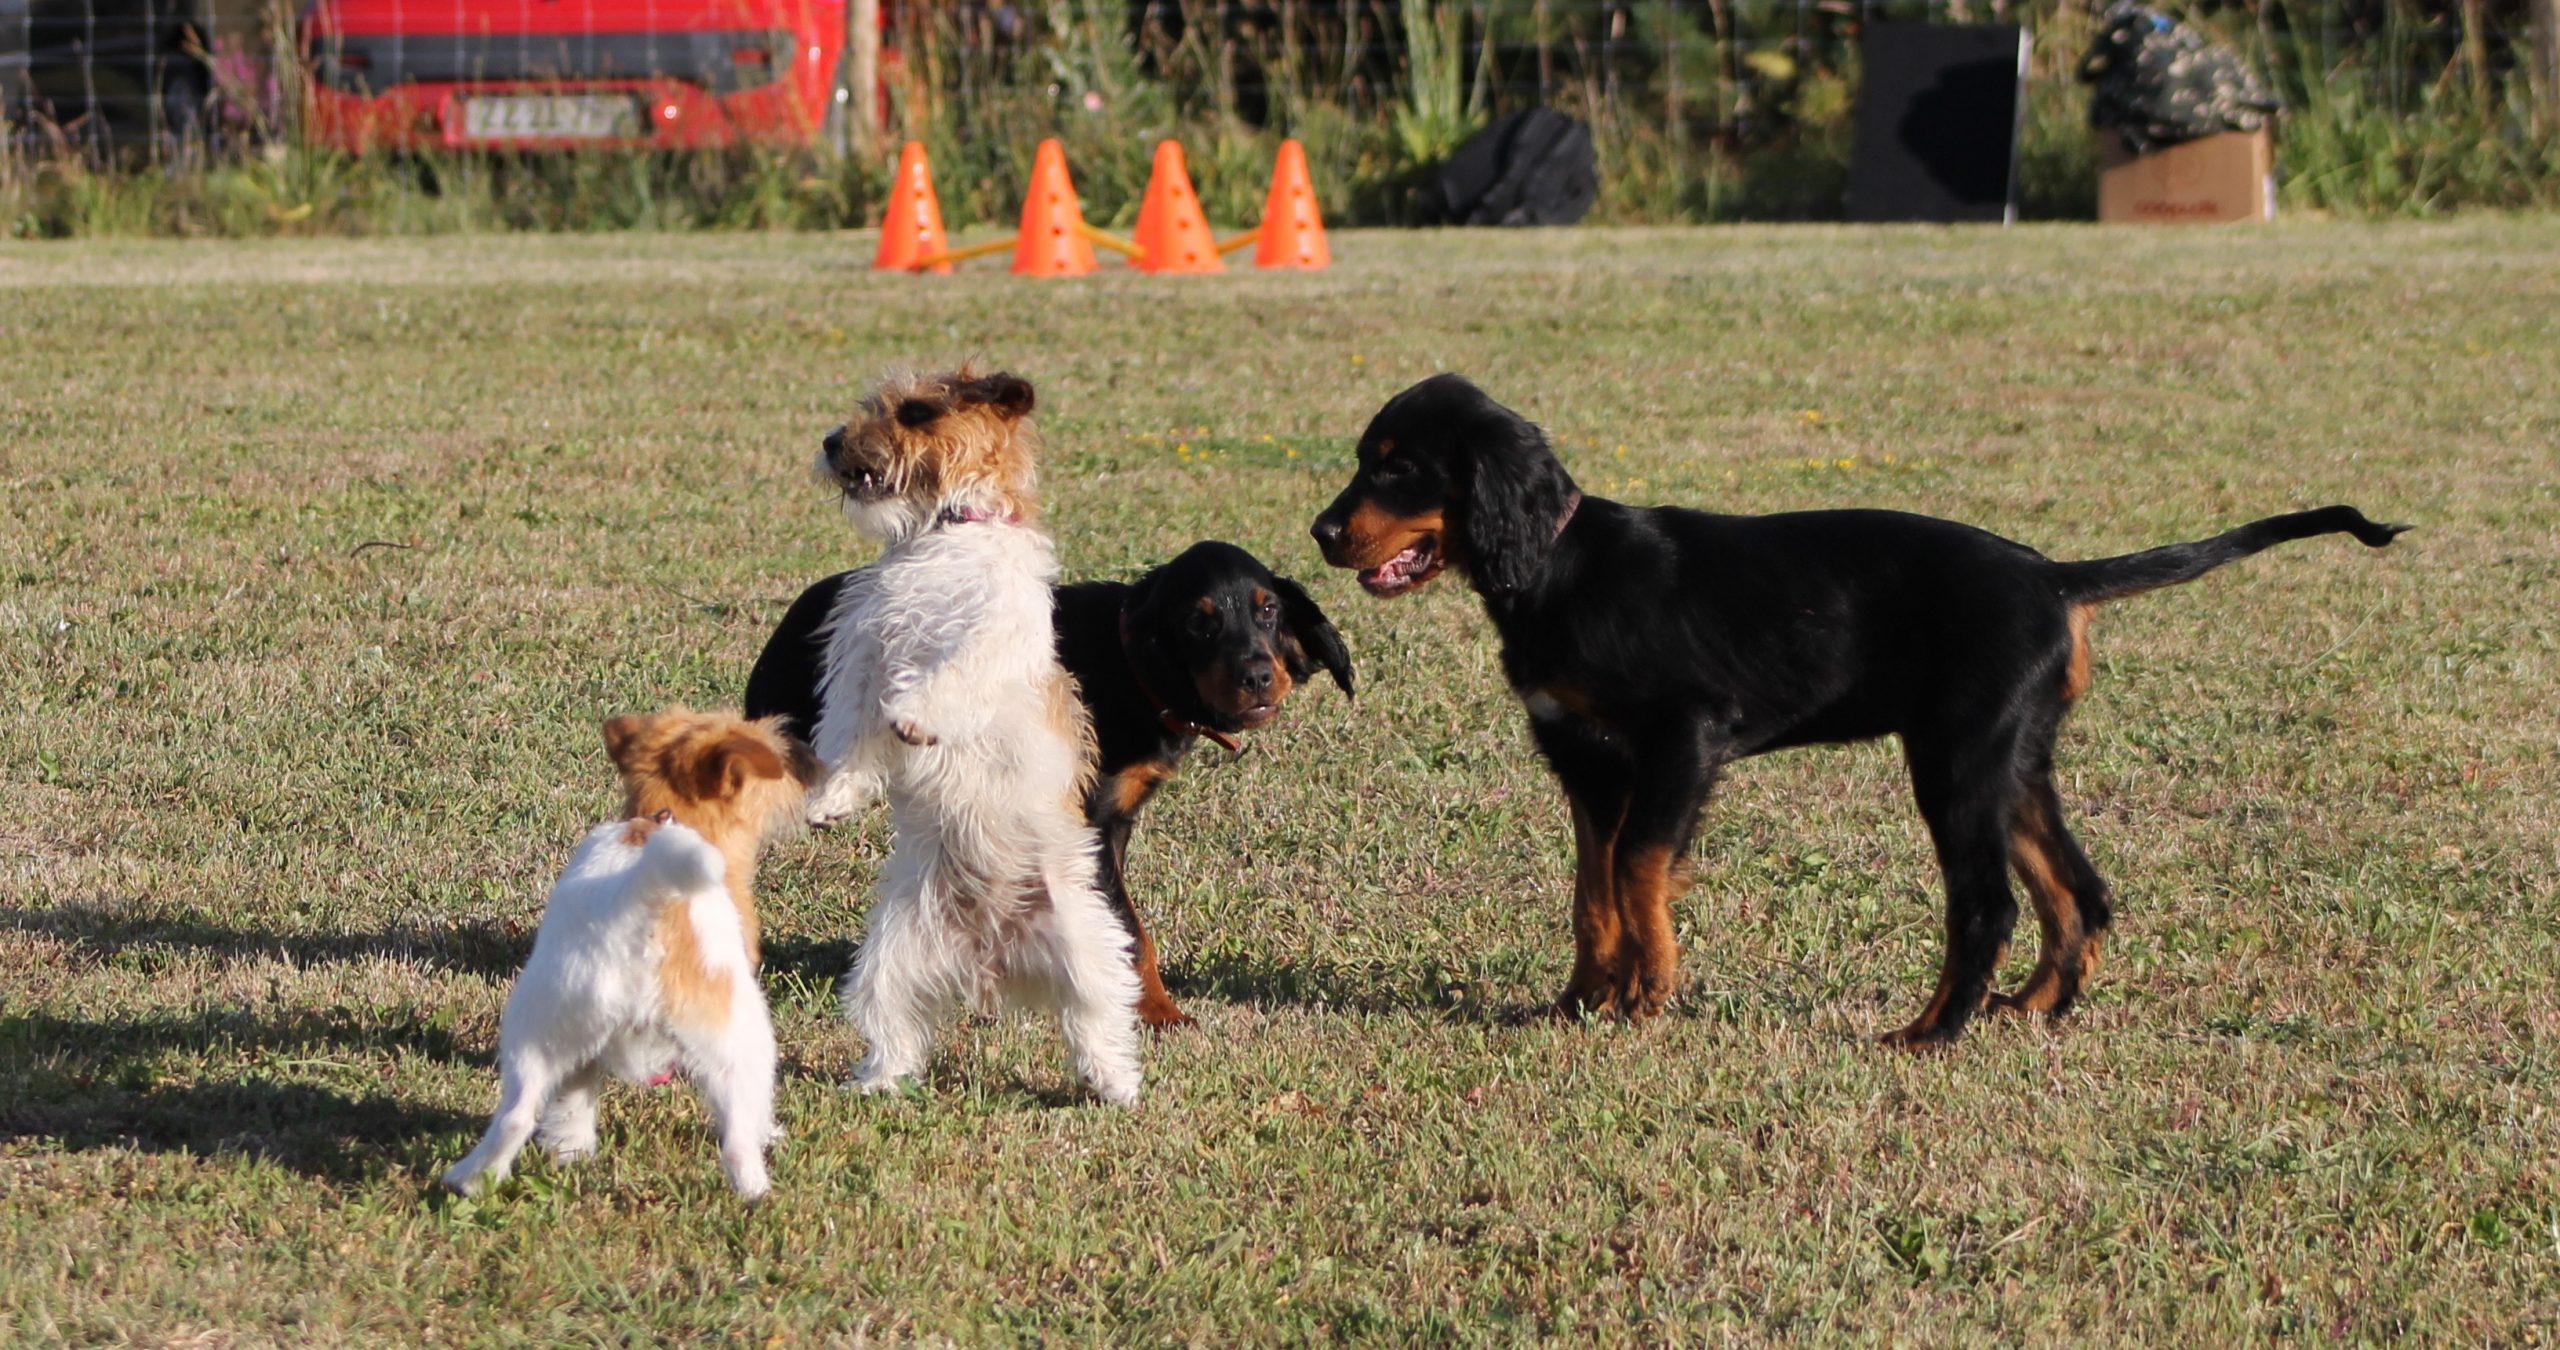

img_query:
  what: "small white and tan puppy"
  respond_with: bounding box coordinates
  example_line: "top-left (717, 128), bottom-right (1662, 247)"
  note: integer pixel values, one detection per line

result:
top-left (443, 710), bottom-right (817, 1199)
top-left (810, 367), bottom-right (1141, 1106)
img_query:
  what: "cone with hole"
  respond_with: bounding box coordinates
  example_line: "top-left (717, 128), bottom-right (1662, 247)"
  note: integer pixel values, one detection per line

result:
top-left (1253, 138), bottom-right (1330, 270)
top-left (1130, 140), bottom-right (1225, 275)
top-left (1011, 138), bottom-right (1099, 277)
top-left (874, 141), bottom-right (951, 274)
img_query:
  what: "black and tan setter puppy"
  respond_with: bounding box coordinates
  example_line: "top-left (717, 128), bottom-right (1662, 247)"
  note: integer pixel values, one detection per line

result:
top-left (1311, 373), bottom-right (2405, 1046)
top-left (746, 540), bottom-right (1353, 1028)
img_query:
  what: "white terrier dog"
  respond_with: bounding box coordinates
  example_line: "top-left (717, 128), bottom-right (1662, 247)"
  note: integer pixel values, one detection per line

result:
top-left (443, 710), bottom-right (816, 1199)
top-left (809, 367), bottom-right (1141, 1106)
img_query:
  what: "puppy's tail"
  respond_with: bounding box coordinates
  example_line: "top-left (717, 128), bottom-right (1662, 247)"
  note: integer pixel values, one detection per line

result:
top-left (2052, 506), bottom-right (2409, 606)
top-left (634, 821), bottom-right (727, 899)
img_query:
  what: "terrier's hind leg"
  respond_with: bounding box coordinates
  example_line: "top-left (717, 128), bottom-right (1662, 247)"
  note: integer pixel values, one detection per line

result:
top-left (444, 1050), bottom-right (572, 1195)
top-left (843, 855), bottom-right (952, 1094)
top-left (537, 1060), bottom-right (607, 1162)
top-left (679, 1010), bottom-right (779, 1199)
top-left (1038, 858), bottom-right (1143, 1107)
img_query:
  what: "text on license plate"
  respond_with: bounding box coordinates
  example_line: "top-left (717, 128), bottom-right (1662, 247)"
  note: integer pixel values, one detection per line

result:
top-left (460, 95), bottom-right (641, 141)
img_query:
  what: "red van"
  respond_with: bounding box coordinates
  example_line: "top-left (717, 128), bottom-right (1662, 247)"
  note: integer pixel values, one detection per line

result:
top-left (303, 0), bottom-right (845, 151)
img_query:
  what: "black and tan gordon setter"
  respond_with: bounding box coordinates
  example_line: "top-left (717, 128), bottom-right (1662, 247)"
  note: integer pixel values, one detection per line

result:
top-left (1311, 373), bottom-right (2407, 1047)
top-left (746, 540), bottom-right (1353, 1028)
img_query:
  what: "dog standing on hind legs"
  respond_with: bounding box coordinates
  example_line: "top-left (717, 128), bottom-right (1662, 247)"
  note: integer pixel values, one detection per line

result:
top-left (1312, 373), bottom-right (2410, 1046)
top-left (443, 710), bottom-right (817, 1199)
top-left (811, 367), bottom-right (1142, 1105)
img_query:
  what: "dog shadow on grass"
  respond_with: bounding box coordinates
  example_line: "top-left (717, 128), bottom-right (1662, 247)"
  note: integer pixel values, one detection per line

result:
top-left (2, 901), bottom-right (531, 979)
top-left (1162, 946), bottom-right (1559, 1025)
top-left (0, 1008), bottom-right (480, 1183)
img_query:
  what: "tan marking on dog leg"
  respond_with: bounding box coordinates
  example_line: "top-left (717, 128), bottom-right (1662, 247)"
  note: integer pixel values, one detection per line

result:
top-left (1557, 800), bottom-right (1625, 1017)
top-left (1613, 843), bottom-right (1684, 1021)
top-left (1993, 819), bottom-right (2082, 1016)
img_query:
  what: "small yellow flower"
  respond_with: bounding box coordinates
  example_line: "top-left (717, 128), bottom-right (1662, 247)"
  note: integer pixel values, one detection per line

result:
top-left (1614, 444), bottom-right (1628, 457)
top-left (1351, 353), bottom-right (1365, 366)
top-left (1801, 409), bottom-right (1823, 424)
top-left (1284, 448), bottom-right (1300, 459)
top-left (1260, 434), bottom-right (1274, 442)
top-left (1836, 457), bottom-right (1854, 470)
top-left (1176, 442), bottom-right (1191, 456)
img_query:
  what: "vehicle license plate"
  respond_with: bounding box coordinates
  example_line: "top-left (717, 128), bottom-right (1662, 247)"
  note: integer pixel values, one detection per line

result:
top-left (459, 94), bottom-right (641, 141)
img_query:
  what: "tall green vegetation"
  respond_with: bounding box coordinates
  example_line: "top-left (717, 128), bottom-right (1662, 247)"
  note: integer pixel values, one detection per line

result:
top-left (4, 0), bottom-right (2553, 236)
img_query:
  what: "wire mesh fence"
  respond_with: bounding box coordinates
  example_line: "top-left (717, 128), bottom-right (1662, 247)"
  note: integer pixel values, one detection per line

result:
top-left (6, 0), bottom-right (2551, 152)
top-left (1, 0), bottom-right (2552, 225)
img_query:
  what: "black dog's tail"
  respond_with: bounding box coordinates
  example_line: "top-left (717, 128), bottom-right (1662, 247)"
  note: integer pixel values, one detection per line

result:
top-left (2053, 506), bottom-right (2410, 605)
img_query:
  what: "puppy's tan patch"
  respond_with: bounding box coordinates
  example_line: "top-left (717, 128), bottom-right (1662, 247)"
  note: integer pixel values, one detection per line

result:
top-left (656, 899), bottom-right (737, 1033)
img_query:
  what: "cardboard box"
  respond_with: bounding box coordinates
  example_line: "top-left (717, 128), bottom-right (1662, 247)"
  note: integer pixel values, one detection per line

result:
top-left (2098, 129), bottom-right (2275, 224)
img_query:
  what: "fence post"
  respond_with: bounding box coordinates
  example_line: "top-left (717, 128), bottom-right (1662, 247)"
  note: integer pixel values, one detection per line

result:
top-left (845, 0), bottom-right (880, 156)
top-left (2537, 0), bottom-right (2560, 133)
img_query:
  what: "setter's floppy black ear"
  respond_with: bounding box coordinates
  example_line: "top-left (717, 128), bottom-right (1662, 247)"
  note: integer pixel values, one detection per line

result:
top-left (1268, 574), bottom-right (1354, 699)
top-left (955, 371), bottom-right (1036, 421)
top-left (1117, 565), bottom-right (1182, 680)
top-left (1456, 393), bottom-right (1578, 598)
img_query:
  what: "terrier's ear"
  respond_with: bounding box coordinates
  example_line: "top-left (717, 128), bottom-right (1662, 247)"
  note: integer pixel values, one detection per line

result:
top-left (686, 729), bottom-right (789, 801)
top-left (601, 714), bottom-right (651, 770)
top-left (956, 372), bottom-right (1036, 422)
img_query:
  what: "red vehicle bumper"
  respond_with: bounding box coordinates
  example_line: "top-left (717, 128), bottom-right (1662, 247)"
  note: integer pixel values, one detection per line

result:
top-left (299, 1), bottom-right (845, 154)
top-left (306, 75), bottom-right (827, 153)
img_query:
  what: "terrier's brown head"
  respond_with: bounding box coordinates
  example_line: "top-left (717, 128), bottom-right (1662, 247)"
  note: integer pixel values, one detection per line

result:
top-left (600, 708), bottom-right (821, 850)
top-left (815, 367), bottom-right (1041, 543)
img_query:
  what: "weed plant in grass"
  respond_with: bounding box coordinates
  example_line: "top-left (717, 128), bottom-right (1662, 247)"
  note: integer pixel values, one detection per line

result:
top-left (2, 225), bottom-right (2556, 1342)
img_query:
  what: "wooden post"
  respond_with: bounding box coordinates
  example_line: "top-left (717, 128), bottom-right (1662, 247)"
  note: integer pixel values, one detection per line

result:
top-left (846, 0), bottom-right (881, 156)
top-left (2535, 0), bottom-right (2560, 134)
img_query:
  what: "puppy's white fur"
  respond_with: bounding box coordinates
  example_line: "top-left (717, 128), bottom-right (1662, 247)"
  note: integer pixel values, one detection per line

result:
top-left (813, 488), bottom-right (1141, 1107)
top-left (442, 821), bottom-right (780, 1197)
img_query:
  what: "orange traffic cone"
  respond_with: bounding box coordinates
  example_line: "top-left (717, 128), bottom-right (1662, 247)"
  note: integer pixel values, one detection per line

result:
top-left (874, 141), bottom-right (951, 274)
top-left (1253, 139), bottom-right (1330, 270)
top-left (1130, 140), bottom-right (1225, 275)
top-left (1012, 139), bottom-right (1099, 277)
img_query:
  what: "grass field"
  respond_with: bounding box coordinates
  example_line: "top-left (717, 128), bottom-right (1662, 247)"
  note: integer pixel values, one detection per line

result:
top-left (4, 223), bottom-right (2557, 1344)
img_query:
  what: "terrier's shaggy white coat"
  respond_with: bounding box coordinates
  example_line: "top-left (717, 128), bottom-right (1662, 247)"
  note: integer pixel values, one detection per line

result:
top-left (812, 370), bottom-right (1141, 1106)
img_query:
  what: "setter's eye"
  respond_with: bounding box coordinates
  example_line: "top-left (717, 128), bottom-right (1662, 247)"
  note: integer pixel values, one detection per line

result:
top-left (896, 399), bottom-right (942, 428)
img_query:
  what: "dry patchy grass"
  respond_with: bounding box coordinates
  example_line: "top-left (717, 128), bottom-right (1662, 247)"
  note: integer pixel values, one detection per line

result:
top-left (3, 223), bottom-right (2557, 1344)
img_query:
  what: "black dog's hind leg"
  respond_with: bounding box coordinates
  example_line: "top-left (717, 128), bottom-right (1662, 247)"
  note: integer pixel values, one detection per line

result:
top-left (1993, 752), bottom-right (2114, 1018)
top-left (1887, 721), bottom-right (2029, 1048)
